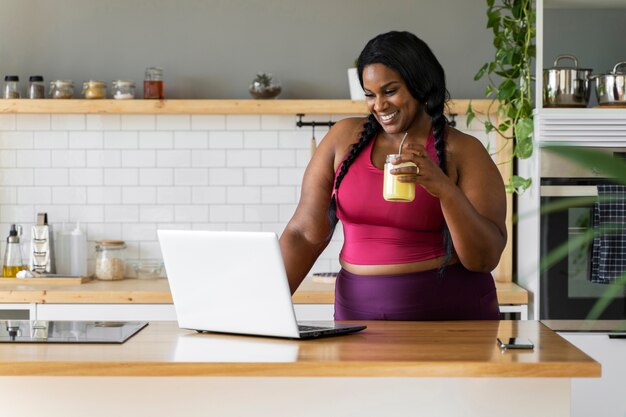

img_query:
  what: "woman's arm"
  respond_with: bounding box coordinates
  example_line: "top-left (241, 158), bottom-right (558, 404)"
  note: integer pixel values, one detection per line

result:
top-left (439, 131), bottom-right (507, 271)
top-left (279, 118), bottom-right (361, 294)
top-left (396, 129), bottom-right (507, 271)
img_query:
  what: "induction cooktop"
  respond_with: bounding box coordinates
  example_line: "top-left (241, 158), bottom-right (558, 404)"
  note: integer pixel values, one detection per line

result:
top-left (0, 320), bottom-right (148, 343)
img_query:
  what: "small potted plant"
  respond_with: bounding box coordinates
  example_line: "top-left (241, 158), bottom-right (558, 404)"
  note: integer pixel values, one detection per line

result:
top-left (249, 73), bottom-right (282, 99)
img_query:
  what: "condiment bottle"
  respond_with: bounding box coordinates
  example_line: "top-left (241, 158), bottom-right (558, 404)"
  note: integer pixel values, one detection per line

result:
top-left (82, 80), bottom-right (107, 99)
top-left (95, 240), bottom-right (126, 280)
top-left (49, 80), bottom-right (74, 99)
top-left (112, 80), bottom-right (136, 99)
top-left (3, 75), bottom-right (20, 99)
top-left (3, 225), bottom-right (24, 278)
top-left (28, 76), bottom-right (45, 99)
top-left (144, 67), bottom-right (164, 99)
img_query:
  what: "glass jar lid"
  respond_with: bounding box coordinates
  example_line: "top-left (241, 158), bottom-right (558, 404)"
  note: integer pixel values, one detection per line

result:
top-left (95, 240), bottom-right (126, 249)
top-left (112, 80), bottom-right (135, 87)
top-left (29, 75), bottom-right (44, 82)
top-left (84, 80), bottom-right (106, 87)
top-left (50, 80), bottom-right (74, 87)
top-left (4, 75), bottom-right (19, 82)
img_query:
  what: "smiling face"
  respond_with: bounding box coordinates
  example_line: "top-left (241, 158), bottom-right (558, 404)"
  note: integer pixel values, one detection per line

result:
top-left (362, 63), bottom-right (423, 135)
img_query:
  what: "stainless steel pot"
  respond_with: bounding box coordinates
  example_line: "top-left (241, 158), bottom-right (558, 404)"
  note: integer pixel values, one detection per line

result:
top-left (590, 62), bottom-right (626, 106)
top-left (543, 55), bottom-right (592, 108)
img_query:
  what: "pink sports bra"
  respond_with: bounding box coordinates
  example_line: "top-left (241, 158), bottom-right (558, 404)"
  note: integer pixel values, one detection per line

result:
top-left (335, 132), bottom-right (446, 265)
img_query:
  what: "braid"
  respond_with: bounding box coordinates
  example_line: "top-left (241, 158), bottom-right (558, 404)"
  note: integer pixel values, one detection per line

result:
top-left (328, 114), bottom-right (380, 230)
top-left (425, 101), bottom-right (453, 272)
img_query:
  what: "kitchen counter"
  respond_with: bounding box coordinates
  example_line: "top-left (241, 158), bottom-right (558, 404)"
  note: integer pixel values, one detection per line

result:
top-left (0, 320), bottom-right (598, 377)
top-left (0, 320), bottom-right (598, 417)
top-left (0, 276), bottom-right (528, 305)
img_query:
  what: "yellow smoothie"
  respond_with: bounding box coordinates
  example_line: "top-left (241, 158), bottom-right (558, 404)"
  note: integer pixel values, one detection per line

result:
top-left (383, 154), bottom-right (416, 202)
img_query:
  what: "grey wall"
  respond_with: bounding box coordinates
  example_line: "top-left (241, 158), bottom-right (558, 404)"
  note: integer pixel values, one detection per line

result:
top-left (1, 0), bottom-right (496, 99)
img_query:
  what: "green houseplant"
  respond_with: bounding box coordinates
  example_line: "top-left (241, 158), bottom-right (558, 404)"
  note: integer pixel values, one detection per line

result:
top-left (467, 0), bottom-right (535, 194)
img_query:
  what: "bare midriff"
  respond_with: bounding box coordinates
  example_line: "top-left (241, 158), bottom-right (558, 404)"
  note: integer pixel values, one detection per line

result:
top-left (340, 254), bottom-right (459, 276)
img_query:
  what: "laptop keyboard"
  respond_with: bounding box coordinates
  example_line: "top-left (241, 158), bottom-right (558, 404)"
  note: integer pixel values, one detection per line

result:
top-left (298, 324), bottom-right (331, 332)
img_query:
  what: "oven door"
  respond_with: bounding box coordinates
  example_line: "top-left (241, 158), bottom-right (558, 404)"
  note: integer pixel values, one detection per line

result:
top-left (540, 184), bottom-right (626, 319)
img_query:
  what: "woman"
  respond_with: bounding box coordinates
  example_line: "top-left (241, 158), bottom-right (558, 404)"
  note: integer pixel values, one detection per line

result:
top-left (279, 31), bottom-right (506, 320)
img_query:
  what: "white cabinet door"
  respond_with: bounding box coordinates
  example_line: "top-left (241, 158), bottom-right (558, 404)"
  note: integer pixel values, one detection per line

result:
top-left (560, 333), bottom-right (626, 417)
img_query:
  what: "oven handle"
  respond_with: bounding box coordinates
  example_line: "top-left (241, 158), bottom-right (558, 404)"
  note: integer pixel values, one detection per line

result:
top-left (540, 185), bottom-right (598, 197)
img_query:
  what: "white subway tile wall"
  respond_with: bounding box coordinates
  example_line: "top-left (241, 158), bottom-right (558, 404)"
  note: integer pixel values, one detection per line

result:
top-left (0, 113), bottom-right (493, 277)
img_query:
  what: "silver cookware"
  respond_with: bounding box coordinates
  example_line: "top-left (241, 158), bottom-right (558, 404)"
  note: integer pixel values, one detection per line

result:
top-left (543, 54), bottom-right (592, 108)
top-left (590, 62), bottom-right (626, 106)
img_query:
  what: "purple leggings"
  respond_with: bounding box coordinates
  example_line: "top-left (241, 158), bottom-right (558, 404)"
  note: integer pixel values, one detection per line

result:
top-left (334, 263), bottom-right (500, 320)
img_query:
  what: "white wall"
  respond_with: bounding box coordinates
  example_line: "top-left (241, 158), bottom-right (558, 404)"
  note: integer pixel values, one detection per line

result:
top-left (0, 112), bottom-right (493, 277)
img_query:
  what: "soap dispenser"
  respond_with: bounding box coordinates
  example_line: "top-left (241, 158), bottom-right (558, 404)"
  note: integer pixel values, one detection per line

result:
top-left (3, 224), bottom-right (24, 278)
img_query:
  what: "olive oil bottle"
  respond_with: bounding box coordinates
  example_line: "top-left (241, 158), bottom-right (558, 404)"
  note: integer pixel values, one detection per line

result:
top-left (2, 224), bottom-right (24, 278)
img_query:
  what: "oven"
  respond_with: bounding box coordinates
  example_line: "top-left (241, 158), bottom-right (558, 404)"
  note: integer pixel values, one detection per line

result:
top-left (539, 147), bottom-right (626, 319)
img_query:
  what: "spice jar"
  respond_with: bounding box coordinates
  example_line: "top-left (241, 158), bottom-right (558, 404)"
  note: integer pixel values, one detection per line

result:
top-left (144, 67), bottom-right (164, 99)
top-left (112, 80), bottom-right (136, 99)
top-left (95, 240), bottom-right (126, 280)
top-left (49, 80), bottom-right (74, 99)
top-left (3, 76), bottom-right (20, 99)
top-left (82, 80), bottom-right (107, 99)
top-left (28, 76), bottom-right (45, 99)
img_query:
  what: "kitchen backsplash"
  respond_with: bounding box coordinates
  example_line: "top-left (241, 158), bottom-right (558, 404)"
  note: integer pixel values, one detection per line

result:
top-left (0, 113), bottom-right (493, 277)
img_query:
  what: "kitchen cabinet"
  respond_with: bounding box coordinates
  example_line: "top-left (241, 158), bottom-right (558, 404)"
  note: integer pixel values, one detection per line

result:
top-left (0, 278), bottom-right (528, 321)
top-left (543, 321), bottom-right (626, 417)
top-left (517, 0), bottom-right (626, 319)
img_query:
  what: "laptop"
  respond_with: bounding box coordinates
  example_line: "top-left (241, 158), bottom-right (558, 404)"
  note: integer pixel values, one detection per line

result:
top-left (158, 230), bottom-right (366, 339)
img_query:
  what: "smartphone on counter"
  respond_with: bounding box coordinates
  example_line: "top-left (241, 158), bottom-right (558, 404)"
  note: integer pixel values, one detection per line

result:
top-left (497, 337), bottom-right (534, 350)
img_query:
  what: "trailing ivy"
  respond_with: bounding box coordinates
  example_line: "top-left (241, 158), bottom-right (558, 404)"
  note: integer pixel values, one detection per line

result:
top-left (467, 0), bottom-right (535, 194)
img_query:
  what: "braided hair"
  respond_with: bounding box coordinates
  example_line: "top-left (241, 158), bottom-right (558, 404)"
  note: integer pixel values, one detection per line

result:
top-left (329, 31), bottom-right (453, 269)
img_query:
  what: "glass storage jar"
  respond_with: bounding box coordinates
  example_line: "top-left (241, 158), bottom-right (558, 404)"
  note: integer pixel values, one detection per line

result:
top-left (3, 75), bottom-right (20, 99)
top-left (144, 67), bottom-right (164, 99)
top-left (95, 240), bottom-right (126, 280)
top-left (49, 80), bottom-right (74, 99)
top-left (111, 80), bottom-right (135, 99)
top-left (28, 76), bottom-right (45, 99)
top-left (82, 80), bottom-right (107, 99)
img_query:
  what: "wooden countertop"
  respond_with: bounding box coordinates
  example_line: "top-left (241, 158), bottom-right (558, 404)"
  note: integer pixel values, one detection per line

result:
top-left (0, 277), bottom-right (528, 305)
top-left (0, 320), bottom-right (599, 377)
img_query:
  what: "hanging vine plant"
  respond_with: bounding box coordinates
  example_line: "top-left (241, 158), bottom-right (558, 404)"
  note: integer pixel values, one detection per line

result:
top-left (467, 0), bottom-right (536, 194)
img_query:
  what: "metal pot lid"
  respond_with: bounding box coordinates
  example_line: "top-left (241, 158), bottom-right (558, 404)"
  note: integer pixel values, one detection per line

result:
top-left (545, 54), bottom-right (592, 71)
top-left (589, 62), bottom-right (626, 79)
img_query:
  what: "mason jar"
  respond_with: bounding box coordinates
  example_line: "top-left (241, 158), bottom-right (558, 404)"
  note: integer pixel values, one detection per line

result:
top-left (144, 67), bottom-right (164, 99)
top-left (82, 80), bottom-right (107, 99)
top-left (111, 80), bottom-right (136, 99)
top-left (3, 75), bottom-right (20, 99)
top-left (95, 240), bottom-right (126, 280)
top-left (28, 76), bottom-right (45, 99)
top-left (49, 80), bottom-right (74, 99)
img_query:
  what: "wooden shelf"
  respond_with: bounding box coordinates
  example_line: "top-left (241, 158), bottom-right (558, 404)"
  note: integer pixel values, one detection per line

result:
top-left (0, 99), bottom-right (492, 115)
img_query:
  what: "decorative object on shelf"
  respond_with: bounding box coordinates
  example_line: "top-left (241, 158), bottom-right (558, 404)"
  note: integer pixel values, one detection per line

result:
top-left (590, 61), bottom-right (626, 106)
top-left (347, 60), bottom-right (365, 100)
top-left (249, 72), bottom-right (281, 99)
top-left (543, 55), bottom-right (591, 108)
top-left (144, 67), bottom-right (164, 99)
top-left (82, 80), bottom-right (107, 99)
top-left (28, 76), bottom-right (45, 99)
top-left (468, 0), bottom-right (535, 194)
top-left (49, 80), bottom-right (74, 99)
top-left (3, 75), bottom-right (20, 99)
top-left (111, 80), bottom-right (136, 99)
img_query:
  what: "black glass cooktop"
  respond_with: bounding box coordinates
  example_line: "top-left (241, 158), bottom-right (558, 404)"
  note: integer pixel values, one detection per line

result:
top-left (0, 321), bottom-right (148, 343)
